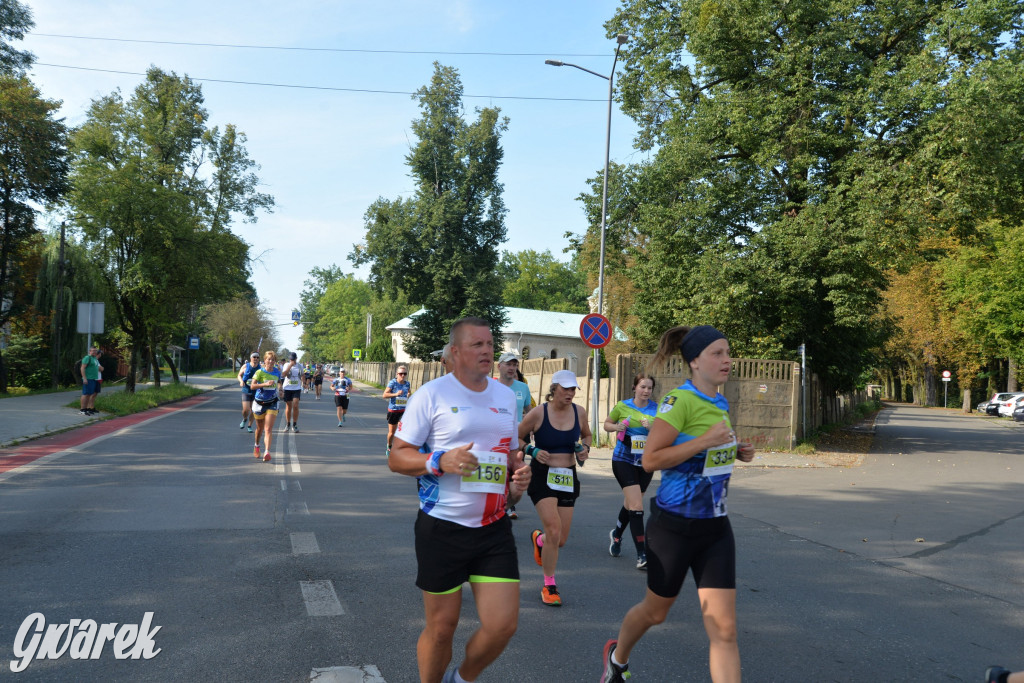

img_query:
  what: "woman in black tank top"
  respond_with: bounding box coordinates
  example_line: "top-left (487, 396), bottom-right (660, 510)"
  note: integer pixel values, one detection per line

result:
top-left (517, 370), bottom-right (592, 607)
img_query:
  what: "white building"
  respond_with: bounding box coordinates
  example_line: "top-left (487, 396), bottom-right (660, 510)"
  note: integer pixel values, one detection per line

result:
top-left (386, 306), bottom-right (626, 373)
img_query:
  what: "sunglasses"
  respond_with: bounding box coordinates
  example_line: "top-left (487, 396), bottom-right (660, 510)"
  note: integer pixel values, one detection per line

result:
top-left (397, 372), bottom-right (407, 376)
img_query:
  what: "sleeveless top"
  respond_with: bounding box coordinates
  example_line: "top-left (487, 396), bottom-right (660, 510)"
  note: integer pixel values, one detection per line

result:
top-left (534, 403), bottom-right (581, 454)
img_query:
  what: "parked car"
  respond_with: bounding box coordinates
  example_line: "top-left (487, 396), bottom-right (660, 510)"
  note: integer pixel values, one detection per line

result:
top-left (976, 400), bottom-right (990, 413)
top-left (1013, 402), bottom-right (1024, 422)
top-left (1003, 395), bottom-right (1024, 418)
top-left (986, 393), bottom-right (1018, 416)
top-left (996, 393), bottom-right (1024, 417)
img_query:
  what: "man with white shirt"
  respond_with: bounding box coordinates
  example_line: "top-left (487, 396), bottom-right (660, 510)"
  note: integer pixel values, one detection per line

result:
top-left (389, 317), bottom-right (531, 683)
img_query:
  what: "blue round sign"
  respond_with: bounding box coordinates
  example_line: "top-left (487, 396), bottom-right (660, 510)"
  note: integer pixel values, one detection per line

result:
top-left (580, 313), bottom-right (612, 349)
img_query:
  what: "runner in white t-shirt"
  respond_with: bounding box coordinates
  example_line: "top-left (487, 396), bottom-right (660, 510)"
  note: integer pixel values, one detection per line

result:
top-left (389, 317), bottom-right (531, 683)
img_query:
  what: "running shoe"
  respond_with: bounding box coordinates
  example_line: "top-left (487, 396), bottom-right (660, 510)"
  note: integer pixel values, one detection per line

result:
top-left (531, 529), bottom-right (543, 566)
top-left (986, 666), bottom-right (1012, 683)
top-left (601, 640), bottom-right (631, 682)
top-left (636, 552), bottom-right (647, 570)
top-left (263, 451), bottom-right (272, 462)
top-left (440, 669), bottom-right (457, 683)
top-left (541, 585), bottom-right (561, 606)
top-left (253, 445), bottom-right (261, 459)
top-left (507, 506), bottom-right (518, 520)
top-left (338, 421), bottom-right (343, 428)
top-left (247, 424), bottom-right (253, 433)
top-left (284, 424), bottom-right (290, 432)
top-left (292, 424), bottom-right (299, 433)
top-left (239, 419), bottom-right (246, 429)
top-left (609, 529), bottom-right (622, 557)
top-left (79, 409), bottom-right (89, 415)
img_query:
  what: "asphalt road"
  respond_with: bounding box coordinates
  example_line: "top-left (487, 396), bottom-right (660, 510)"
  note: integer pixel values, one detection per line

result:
top-left (0, 389), bottom-right (1021, 682)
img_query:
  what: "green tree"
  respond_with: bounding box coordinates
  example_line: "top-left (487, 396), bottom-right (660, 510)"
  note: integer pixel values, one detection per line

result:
top-left (297, 265), bottom-right (345, 350)
top-left (498, 249), bottom-right (588, 313)
top-left (203, 298), bottom-right (278, 370)
top-left (598, 0), bottom-right (1024, 392)
top-left (69, 67), bottom-right (272, 391)
top-left (351, 63), bottom-right (508, 360)
top-left (0, 75), bottom-right (68, 392)
top-left (0, 0), bottom-right (33, 76)
top-left (305, 273), bottom-right (373, 362)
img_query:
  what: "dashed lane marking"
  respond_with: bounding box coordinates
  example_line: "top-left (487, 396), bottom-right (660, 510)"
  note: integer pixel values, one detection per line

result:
top-left (287, 502), bottom-right (310, 516)
top-left (309, 665), bottom-right (385, 682)
top-left (289, 433), bottom-right (302, 473)
top-left (300, 580), bottom-right (344, 616)
top-left (290, 532), bottom-right (320, 554)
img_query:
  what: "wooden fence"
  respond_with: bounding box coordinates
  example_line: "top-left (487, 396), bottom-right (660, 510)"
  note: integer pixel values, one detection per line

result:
top-left (348, 354), bottom-right (867, 451)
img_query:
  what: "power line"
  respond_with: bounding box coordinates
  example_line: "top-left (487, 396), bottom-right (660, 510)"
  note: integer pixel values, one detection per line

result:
top-left (32, 33), bottom-right (611, 58)
top-left (34, 62), bottom-right (606, 102)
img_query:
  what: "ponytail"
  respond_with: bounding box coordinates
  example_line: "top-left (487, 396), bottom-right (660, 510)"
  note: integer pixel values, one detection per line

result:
top-left (648, 326), bottom-right (691, 373)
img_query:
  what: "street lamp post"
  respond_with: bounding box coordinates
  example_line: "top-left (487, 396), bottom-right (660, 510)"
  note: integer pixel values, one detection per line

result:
top-left (546, 33), bottom-right (628, 443)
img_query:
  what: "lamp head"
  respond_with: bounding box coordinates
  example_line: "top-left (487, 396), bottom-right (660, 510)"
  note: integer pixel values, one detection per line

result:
top-left (616, 34), bottom-right (629, 45)
top-left (545, 59), bottom-right (564, 66)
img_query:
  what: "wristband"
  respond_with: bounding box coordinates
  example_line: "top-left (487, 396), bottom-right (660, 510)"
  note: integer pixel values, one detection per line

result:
top-left (524, 444), bottom-right (537, 457)
top-left (425, 450), bottom-right (446, 476)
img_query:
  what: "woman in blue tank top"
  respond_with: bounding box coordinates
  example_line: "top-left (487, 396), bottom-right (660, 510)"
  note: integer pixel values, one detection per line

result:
top-left (518, 369), bottom-right (592, 607)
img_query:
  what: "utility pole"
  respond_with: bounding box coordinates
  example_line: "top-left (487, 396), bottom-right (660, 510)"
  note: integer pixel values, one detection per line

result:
top-left (51, 221), bottom-right (66, 388)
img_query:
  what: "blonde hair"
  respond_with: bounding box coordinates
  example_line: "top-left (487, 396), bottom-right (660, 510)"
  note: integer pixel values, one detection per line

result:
top-left (263, 350), bottom-right (277, 363)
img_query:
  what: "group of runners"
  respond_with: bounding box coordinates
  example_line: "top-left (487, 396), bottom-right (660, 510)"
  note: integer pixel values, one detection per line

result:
top-left (385, 316), bottom-right (755, 683)
top-left (236, 353), bottom-right (358, 462)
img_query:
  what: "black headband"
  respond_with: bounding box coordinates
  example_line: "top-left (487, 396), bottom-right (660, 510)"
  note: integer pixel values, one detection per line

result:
top-left (680, 326), bottom-right (727, 363)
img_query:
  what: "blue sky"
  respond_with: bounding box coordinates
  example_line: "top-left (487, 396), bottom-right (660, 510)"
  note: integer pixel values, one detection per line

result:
top-left (20, 0), bottom-right (647, 352)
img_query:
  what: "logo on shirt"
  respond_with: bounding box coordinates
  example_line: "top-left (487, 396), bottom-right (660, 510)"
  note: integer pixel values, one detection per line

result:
top-left (450, 407), bottom-right (459, 414)
top-left (659, 395), bottom-right (676, 414)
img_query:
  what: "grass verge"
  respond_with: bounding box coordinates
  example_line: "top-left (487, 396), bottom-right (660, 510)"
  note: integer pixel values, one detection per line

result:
top-left (67, 383), bottom-right (203, 417)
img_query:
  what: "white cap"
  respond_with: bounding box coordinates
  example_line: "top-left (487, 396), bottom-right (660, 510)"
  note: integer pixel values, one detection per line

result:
top-left (551, 370), bottom-right (579, 388)
top-left (497, 351), bottom-right (520, 364)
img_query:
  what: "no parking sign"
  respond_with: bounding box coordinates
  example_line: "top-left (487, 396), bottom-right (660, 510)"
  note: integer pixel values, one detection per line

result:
top-left (580, 313), bottom-right (612, 349)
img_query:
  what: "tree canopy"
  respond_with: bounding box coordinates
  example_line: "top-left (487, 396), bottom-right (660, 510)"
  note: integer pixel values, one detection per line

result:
top-left (69, 67), bottom-right (273, 390)
top-left (590, 0), bottom-right (1024, 393)
top-left (351, 63), bottom-right (509, 360)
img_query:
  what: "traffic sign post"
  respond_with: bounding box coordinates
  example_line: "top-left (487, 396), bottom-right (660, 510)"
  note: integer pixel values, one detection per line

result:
top-left (352, 349), bottom-right (362, 361)
top-left (186, 335), bottom-right (200, 382)
top-left (942, 370), bottom-right (951, 408)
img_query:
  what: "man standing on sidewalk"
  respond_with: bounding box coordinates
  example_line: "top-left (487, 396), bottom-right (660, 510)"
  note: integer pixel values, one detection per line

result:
top-left (79, 347), bottom-right (100, 415)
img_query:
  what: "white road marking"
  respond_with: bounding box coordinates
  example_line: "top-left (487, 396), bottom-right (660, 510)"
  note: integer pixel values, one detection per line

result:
top-left (281, 480), bottom-right (287, 491)
top-left (309, 665), bottom-right (385, 682)
top-left (287, 502), bottom-right (310, 516)
top-left (275, 430), bottom-right (285, 473)
top-left (300, 580), bottom-right (344, 616)
top-left (290, 480), bottom-right (302, 491)
top-left (289, 434), bottom-right (301, 473)
top-left (290, 532), bottom-right (320, 554)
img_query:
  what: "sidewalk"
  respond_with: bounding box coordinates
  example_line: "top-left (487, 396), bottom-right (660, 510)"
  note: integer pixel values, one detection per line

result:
top-left (0, 373), bottom-right (233, 449)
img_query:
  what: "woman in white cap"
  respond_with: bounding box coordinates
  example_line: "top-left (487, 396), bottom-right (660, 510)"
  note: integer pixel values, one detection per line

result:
top-left (599, 325), bottom-right (755, 683)
top-left (518, 369), bottom-right (592, 606)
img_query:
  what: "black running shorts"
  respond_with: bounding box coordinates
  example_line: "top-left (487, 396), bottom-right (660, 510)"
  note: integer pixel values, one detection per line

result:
top-left (645, 502), bottom-right (735, 597)
top-left (414, 511), bottom-right (519, 593)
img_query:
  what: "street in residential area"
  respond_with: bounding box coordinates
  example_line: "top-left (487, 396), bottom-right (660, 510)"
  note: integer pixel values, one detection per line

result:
top-left (0, 381), bottom-right (1021, 681)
